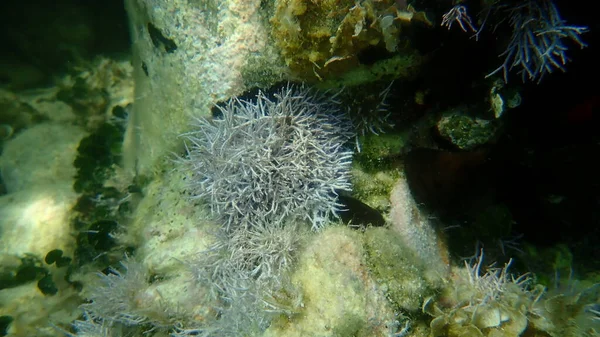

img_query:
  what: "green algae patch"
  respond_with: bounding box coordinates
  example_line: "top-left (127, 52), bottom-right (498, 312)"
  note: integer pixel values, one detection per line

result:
top-left (351, 163), bottom-right (399, 213)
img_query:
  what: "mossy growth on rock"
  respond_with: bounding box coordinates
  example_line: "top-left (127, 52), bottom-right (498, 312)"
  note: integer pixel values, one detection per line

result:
top-left (350, 130), bottom-right (405, 212)
top-left (363, 227), bottom-right (437, 313)
top-left (271, 0), bottom-right (432, 82)
top-left (436, 110), bottom-right (500, 150)
top-left (351, 162), bottom-right (399, 213)
top-left (355, 132), bottom-right (406, 170)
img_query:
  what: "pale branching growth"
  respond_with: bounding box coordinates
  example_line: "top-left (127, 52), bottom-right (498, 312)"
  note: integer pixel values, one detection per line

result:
top-left (177, 84), bottom-right (351, 335)
top-left (352, 82), bottom-right (394, 137)
top-left (587, 306), bottom-right (600, 322)
top-left (226, 222), bottom-right (299, 287)
top-left (424, 249), bottom-right (538, 335)
top-left (462, 249), bottom-right (532, 306)
top-left (193, 222), bottom-right (300, 299)
top-left (54, 312), bottom-right (117, 337)
top-left (70, 317), bottom-right (112, 337)
top-left (441, 4), bottom-right (477, 33)
top-left (442, 0), bottom-right (588, 83)
top-left (181, 84), bottom-right (354, 230)
top-left (486, 0), bottom-right (588, 83)
top-left (192, 224), bottom-right (302, 306)
top-left (342, 82), bottom-right (395, 152)
top-left (82, 257), bottom-right (150, 326)
top-left (171, 289), bottom-right (273, 337)
top-left (427, 249), bottom-right (600, 335)
top-left (186, 221), bottom-right (303, 337)
top-left (530, 271), bottom-right (600, 335)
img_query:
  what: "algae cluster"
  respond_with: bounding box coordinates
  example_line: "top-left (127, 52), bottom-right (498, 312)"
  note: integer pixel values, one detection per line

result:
top-left (271, 0), bottom-right (432, 82)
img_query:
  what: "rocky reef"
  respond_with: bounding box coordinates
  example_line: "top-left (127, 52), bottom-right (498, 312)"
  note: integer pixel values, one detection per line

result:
top-left (0, 0), bottom-right (598, 336)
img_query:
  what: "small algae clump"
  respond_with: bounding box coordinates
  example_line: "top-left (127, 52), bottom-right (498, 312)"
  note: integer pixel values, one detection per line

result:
top-left (271, 0), bottom-right (432, 82)
top-left (436, 110), bottom-right (500, 150)
top-left (351, 162), bottom-right (399, 213)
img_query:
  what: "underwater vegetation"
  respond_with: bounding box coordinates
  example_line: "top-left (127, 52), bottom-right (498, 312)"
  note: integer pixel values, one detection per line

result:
top-left (270, 0), bottom-right (432, 82)
top-left (179, 84), bottom-right (354, 231)
top-left (423, 250), bottom-right (600, 337)
top-left (486, 0), bottom-right (589, 83)
top-left (174, 84), bottom-right (357, 335)
top-left (75, 84), bottom-right (358, 337)
top-left (1, 0), bottom-right (597, 336)
top-left (66, 75), bottom-right (600, 336)
top-left (442, 0), bottom-right (589, 83)
top-left (81, 257), bottom-right (154, 326)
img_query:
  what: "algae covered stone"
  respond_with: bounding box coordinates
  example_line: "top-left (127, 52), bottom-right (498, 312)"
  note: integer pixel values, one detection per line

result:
top-left (363, 227), bottom-right (437, 312)
top-left (271, 0), bottom-right (431, 82)
top-left (267, 226), bottom-right (395, 337)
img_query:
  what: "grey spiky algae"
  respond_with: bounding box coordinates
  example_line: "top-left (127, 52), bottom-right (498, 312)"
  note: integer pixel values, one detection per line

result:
top-left (180, 84), bottom-right (354, 230)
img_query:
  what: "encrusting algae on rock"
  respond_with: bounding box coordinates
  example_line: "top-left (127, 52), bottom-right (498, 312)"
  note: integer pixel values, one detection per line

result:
top-left (270, 0), bottom-right (433, 82)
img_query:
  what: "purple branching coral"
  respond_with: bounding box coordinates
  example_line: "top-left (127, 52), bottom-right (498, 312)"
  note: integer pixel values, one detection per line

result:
top-left (441, 4), bottom-right (477, 33)
top-left (180, 84), bottom-right (354, 231)
top-left (441, 0), bottom-right (588, 83)
top-left (486, 0), bottom-right (588, 83)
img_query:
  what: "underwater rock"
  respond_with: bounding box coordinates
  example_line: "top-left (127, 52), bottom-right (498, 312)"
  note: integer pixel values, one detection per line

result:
top-left (0, 89), bottom-right (45, 135)
top-left (124, 0), bottom-right (286, 175)
top-left (388, 174), bottom-right (450, 278)
top-left (363, 227), bottom-right (437, 312)
top-left (0, 123), bottom-right (85, 193)
top-left (0, 185), bottom-right (77, 257)
top-left (403, 148), bottom-right (492, 217)
top-left (266, 226), bottom-right (395, 337)
top-left (425, 252), bottom-right (600, 337)
top-left (436, 111), bottom-right (500, 150)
